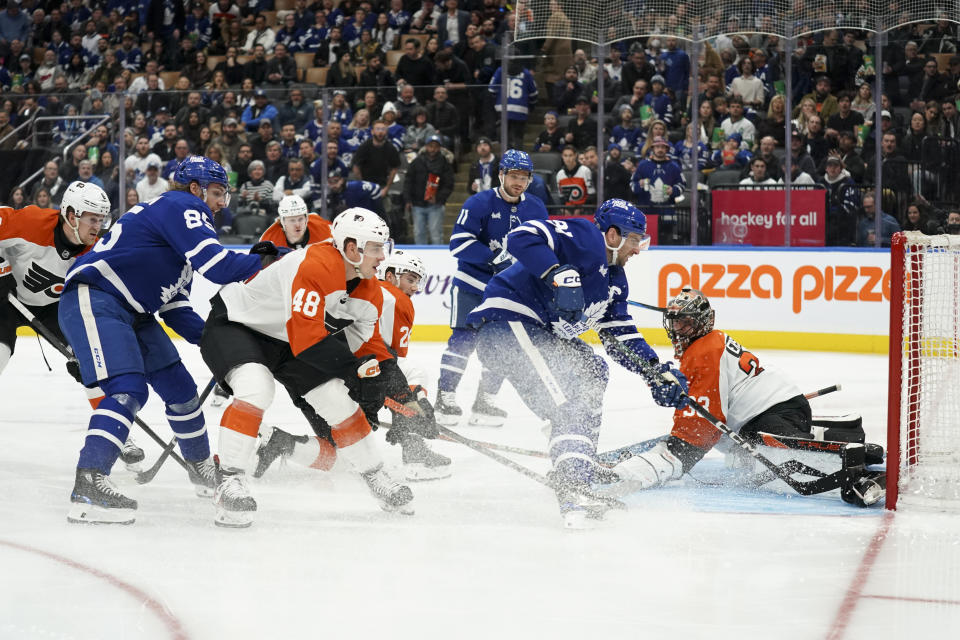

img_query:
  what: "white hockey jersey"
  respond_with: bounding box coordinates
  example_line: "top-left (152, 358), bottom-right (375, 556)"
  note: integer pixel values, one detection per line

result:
top-left (217, 243), bottom-right (391, 362)
top-left (671, 330), bottom-right (801, 450)
top-left (0, 205), bottom-right (90, 308)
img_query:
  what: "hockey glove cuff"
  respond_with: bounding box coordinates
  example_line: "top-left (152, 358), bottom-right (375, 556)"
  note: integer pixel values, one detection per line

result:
top-left (543, 264), bottom-right (584, 324)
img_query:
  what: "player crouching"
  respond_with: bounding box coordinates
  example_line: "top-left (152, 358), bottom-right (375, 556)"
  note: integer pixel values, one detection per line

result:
top-left (201, 208), bottom-right (413, 527)
top-left (609, 288), bottom-right (885, 507)
top-left (254, 250), bottom-right (450, 481)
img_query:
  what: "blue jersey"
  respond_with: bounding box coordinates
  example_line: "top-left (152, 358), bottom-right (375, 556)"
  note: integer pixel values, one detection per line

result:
top-left (343, 180), bottom-right (383, 210)
top-left (468, 218), bottom-right (658, 367)
top-left (116, 46), bottom-right (142, 72)
top-left (630, 158), bottom-right (686, 207)
top-left (449, 188), bottom-right (548, 295)
top-left (489, 68), bottom-right (539, 121)
top-left (66, 191), bottom-right (262, 317)
top-left (387, 123), bottom-right (405, 151)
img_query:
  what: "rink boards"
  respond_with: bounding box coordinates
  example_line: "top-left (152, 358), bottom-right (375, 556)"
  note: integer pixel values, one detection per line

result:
top-left (18, 245), bottom-right (893, 353)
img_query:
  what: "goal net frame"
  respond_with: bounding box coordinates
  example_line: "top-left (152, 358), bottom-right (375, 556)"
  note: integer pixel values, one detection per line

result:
top-left (887, 231), bottom-right (960, 511)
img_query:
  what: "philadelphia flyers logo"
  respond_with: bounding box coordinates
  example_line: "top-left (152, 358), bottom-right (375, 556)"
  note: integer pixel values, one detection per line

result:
top-left (23, 263), bottom-right (65, 299)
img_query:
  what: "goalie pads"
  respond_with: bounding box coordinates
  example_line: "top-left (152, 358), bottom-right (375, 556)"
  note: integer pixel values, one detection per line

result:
top-left (611, 441), bottom-right (684, 493)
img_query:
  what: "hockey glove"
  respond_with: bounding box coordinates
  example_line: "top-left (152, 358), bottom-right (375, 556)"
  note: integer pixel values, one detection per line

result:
top-left (354, 355), bottom-right (386, 426)
top-left (0, 268), bottom-right (15, 299)
top-left (544, 264), bottom-right (584, 324)
top-left (248, 241), bottom-right (291, 267)
top-left (390, 385), bottom-right (439, 439)
top-left (65, 358), bottom-right (83, 384)
top-left (647, 362), bottom-right (689, 409)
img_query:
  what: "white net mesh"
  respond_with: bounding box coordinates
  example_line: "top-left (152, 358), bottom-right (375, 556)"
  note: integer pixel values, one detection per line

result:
top-left (896, 231), bottom-right (960, 510)
top-left (514, 0), bottom-right (960, 43)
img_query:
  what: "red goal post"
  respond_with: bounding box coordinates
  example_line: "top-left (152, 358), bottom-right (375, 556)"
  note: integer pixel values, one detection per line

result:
top-left (887, 231), bottom-right (960, 511)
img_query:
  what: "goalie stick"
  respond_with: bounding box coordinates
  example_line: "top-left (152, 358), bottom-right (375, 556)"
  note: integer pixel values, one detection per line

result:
top-left (595, 328), bottom-right (859, 498)
top-left (7, 292), bottom-right (211, 485)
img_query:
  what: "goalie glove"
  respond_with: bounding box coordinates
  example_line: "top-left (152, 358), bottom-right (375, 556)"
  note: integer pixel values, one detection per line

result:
top-left (645, 361), bottom-right (689, 409)
top-left (612, 441), bottom-right (684, 493)
top-left (543, 264), bottom-right (584, 324)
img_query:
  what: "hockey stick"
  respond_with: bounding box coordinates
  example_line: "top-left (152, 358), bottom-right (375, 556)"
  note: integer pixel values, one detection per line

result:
top-left (627, 300), bottom-right (668, 312)
top-left (595, 328), bottom-right (852, 497)
top-left (805, 383), bottom-right (841, 399)
top-left (8, 293), bottom-right (202, 481)
top-left (438, 425), bottom-right (626, 508)
top-left (135, 376), bottom-right (217, 484)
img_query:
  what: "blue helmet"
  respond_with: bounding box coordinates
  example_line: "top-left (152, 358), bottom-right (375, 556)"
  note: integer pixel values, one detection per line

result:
top-left (500, 149), bottom-right (534, 173)
top-left (594, 198), bottom-right (647, 236)
top-left (173, 155), bottom-right (229, 189)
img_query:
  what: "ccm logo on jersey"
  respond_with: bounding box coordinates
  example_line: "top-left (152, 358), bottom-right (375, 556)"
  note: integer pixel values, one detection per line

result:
top-left (23, 263), bottom-right (66, 298)
top-left (659, 263), bottom-right (891, 313)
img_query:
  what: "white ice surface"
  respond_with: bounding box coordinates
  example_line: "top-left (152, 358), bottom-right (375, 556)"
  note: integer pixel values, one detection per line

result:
top-left (1, 340), bottom-right (958, 640)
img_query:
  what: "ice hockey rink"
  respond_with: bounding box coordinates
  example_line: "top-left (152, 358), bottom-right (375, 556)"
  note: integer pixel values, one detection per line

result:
top-left (1, 339), bottom-right (958, 640)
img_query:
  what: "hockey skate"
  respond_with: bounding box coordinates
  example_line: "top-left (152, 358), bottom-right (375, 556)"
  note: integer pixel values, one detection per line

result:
top-left (210, 383), bottom-right (230, 407)
top-left (468, 391), bottom-right (507, 427)
top-left (213, 468), bottom-right (257, 528)
top-left (253, 427), bottom-right (309, 478)
top-left (187, 457), bottom-right (218, 498)
top-left (400, 433), bottom-right (452, 481)
top-left (68, 468), bottom-right (137, 525)
top-left (551, 471), bottom-right (618, 529)
top-left (361, 464), bottom-right (414, 514)
top-left (434, 390), bottom-right (463, 426)
top-left (119, 436), bottom-right (145, 472)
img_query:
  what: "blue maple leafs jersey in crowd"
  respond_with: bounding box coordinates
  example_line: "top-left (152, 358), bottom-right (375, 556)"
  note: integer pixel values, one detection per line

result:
top-left (449, 188), bottom-right (548, 295)
top-left (65, 191), bottom-right (262, 341)
top-left (468, 217), bottom-right (658, 370)
top-left (489, 68), bottom-right (539, 121)
top-left (630, 158), bottom-right (686, 207)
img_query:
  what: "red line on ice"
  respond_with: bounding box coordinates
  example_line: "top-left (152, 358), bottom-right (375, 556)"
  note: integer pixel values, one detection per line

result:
top-left (0, 538), bottom-right (189, 640)
top-left (824, 511), bottom-right (894, 640)
top-left (861, 594), bottom-right (960, 606)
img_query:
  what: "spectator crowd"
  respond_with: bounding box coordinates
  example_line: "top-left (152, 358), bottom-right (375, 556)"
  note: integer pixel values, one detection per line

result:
top-left (1, 0), bottom-right (959, 245)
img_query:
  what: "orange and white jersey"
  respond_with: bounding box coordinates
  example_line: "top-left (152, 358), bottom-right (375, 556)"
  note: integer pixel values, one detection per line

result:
top-left (259, 213), bottom-right (334, 250)
top-left (670, 330), bottom-right (801, 450)
top-left (377, 279), bottom-right (415, 358)
top-left (0, 205), bottom-right (89, 307)
top-left (218, 243), bottom-right (388, 360)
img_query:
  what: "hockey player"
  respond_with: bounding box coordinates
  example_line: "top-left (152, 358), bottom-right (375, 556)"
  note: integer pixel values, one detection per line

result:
top-left (467, 199), bottom-right (689, 528)
top-left (59, 156), bottom-right (270, 525)
top-left (200, 208), bottom-right (414, 527)
top-left (256, 249), bottom-right (451, 481)
top-left (209, 195), bottom-right (333, 407)
top-left (0, 182), bottom-right (145, 467)
top-left (437, 149), bottom-right (548, 427)
top-left (608, 288), bottom-right (886, 506)
top-left (259, 194), bottom-right (334, 249)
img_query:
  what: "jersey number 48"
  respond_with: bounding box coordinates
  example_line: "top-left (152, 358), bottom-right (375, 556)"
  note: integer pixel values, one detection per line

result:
top-left (292, 288), bottom-right (321, 317)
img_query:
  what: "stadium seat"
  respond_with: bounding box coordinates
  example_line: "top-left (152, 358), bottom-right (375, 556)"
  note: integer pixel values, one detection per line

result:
top-left (294, 52), bottom-right (313, 69)
top-left (160, 71), bottom-right (179, 89)
top-left (232, 215), bottom-right (269, 238)
top-left (260, 11), bottom-right (277, 27)
top-left (217, 234), bottom-right (247, 245)
top-left (274, 0), bottom-right (296, 9)
top-left (386, 50), bottom-right (404, 67)
top-left (305, 67), bottom-right (328, 85)
top-left (529, 152), bottom-right (563, 173)
top-left (206, 55), bottom-right (225, 70)
top-left (706, 168), bottom-right (743, 187)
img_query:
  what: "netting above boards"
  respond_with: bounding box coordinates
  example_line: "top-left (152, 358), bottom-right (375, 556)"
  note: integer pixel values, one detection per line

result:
top-left (514, 0), bottom-right (960, 44)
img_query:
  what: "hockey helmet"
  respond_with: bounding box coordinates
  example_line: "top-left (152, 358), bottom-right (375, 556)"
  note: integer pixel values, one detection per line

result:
top-left (663, 287), bottom-right (715, 357)
top-left (173, 155), bottom-right (229, 189)
top-left (331, 207), bottom-right (392, 265)
top-left (499, 149), bottom-right (534, 174)
top-left (60, 181), bottom-right (111, 244)
top-left (594, 198), bottom-right (650, 261)
top-left (278, 194), bottom-right (309, 219)
top-left (380, 249), bottom-right (427, 281)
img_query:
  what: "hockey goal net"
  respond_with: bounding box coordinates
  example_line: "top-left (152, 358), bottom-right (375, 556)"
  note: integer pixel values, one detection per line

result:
top-left (888, 231), bottom-right (960, 510)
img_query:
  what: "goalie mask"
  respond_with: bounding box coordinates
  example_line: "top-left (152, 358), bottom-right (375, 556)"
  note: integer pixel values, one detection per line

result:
top-left (663, 287), bottom-right (715, 358)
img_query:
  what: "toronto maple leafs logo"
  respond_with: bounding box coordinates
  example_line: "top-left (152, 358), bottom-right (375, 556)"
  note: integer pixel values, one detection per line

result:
top-left (491, 212), bottom-right (501, 219)
top-left (488, 238), bottom-right (503, 253)
top-left (599, 264), bottom-right (608, 277)
top-left (159, 263), bottom-right (193, 304)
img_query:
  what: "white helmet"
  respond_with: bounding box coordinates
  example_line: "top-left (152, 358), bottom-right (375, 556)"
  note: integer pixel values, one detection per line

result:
top-left (380, 249), bottom-right (426, 281)
top-left (278, 194), bottom-right (308, 219)
top-left (60, 181), bottom-right (111, 244)
top-left (331, 208), bottom-right (391, 265)
top-left (61, 180), bottom-right (111, 219)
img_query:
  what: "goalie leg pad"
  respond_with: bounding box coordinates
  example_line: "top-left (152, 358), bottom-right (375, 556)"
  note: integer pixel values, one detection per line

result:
top-left (611, 442), bottom-right (684, 494)
top-left (811, 414), bottom-right (865, 443)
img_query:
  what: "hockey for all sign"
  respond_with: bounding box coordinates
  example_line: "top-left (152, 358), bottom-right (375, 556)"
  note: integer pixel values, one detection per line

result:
top-left (711, 189), bottom-right (826, 246)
